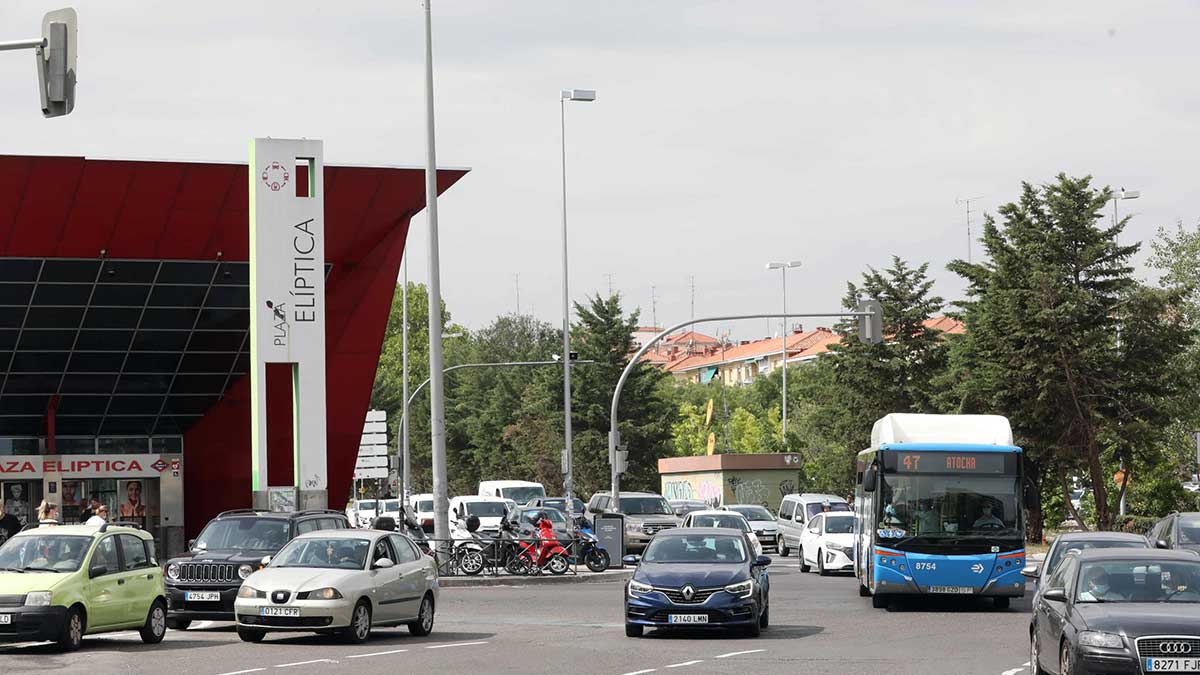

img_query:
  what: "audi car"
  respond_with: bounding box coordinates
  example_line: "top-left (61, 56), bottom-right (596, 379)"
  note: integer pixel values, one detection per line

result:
top-left (623, 528), bottom-right (770, 638)
top-left (1029, 548), bottom-right (1200, 674)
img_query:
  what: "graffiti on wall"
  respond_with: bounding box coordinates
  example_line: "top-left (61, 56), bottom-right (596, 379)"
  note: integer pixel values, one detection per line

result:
top-left (726, 476), bottom-right (768, 506)
top-left (662, 477), bottom-right (722, 507)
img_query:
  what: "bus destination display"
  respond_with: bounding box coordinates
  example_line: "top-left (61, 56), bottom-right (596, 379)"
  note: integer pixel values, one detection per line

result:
top-left (882, 450), bottom-right (1012, 475)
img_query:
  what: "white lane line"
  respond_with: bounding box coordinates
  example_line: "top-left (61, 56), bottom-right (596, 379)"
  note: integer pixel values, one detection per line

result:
top-left (425, 641), bottom-right (488, 649)
top-left (620, 670), bottom-right (657, 675)
top-left (274, 659), bottom-right (337, 668)
top-left (665, 661), bottom-right (703, 668)
top-left (191, 620), bottom-right (215, 630)
top-left (716, 649), bottom-right (766, 659)
top-left (1001, 667), bottom-right (1026, 675)
top-left (216, 670), bottom-right (265, 675)
top-left (347, 648), bottom-right (410, 659)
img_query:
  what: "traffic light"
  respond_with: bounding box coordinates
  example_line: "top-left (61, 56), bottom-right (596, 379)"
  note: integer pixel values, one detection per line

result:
top-left (36, 8), bottom-right (77, 118)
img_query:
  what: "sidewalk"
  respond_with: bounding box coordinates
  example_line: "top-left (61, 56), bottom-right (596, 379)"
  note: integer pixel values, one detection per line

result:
top-left (439, 566), bottom-right (634, 588)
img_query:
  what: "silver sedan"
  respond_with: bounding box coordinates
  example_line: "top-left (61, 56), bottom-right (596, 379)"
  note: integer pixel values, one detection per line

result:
top-left (233, 529), bottom-right (438, 644)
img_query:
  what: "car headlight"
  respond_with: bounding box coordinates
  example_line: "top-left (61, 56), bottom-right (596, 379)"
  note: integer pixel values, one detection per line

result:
top-left (237, 585), bottom-right (265, 599)
top-left (628, 580), bottom-right (652, 598)
top-left (1078, 631), bottom-right (1124, 649)
top-left (238, 564), bottom-right (254, 579)
top-left (625, 521), bottom-right (640, 532)
top-left (166, 562), bottom-right (180, 580)
top-left (299, 587), bottom-right (343, 600)
top-left (24, 591), bottom-right (51, 607)
top-left (724, 580), bottom-right (753, 599)
top-left (826, 542), bottom-right (850, 553)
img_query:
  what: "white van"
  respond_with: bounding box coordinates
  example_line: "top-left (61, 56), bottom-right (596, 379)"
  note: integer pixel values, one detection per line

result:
top-left (777, 493), bottom-right (851, 557)
top-left (408, 492), bottom-right (434, 533)
top-left (477, 480), bottom-right (545, 505)
top-left (449, 495), bottom-right (512, 536)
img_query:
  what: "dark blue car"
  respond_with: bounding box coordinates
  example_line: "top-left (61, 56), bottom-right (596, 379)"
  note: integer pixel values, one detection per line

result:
top-left (623, 527), bottom-right (770, 637)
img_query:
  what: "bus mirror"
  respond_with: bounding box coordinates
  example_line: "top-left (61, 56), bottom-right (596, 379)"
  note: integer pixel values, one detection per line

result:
top-left (862, 466), bottom-right (877, 492)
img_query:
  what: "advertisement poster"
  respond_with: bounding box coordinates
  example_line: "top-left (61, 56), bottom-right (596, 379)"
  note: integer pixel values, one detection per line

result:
top-left (3, 483), bottom-right (31, 527)
top-left (118, 479), bottom-right (158, 528)
top-left (61, 480), bottom-right (84, 523)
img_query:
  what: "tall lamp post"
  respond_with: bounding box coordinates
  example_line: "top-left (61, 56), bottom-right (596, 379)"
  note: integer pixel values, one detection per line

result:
top-left (560, 88), bottom-right (595, 510)
top-left (765, 261), bottom-right (801, 446)
top-left (1111, 188), bottom-right (1137, 517)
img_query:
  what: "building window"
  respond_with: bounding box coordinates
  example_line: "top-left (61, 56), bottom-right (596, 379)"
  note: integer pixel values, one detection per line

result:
top-left (98, 437), bottom-right (150, 454)
top-left (0, 437), bottom-right (41, 455)
top-left (56, 437), bottom-right (97, 454)
top-left (151, 437), bottom-right (183, 454)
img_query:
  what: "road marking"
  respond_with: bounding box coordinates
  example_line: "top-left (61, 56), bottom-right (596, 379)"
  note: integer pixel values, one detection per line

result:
top-left (347, 648), bottom-right (410, 659)
top-left (620, 670), bottom-right (657, 675)
top-left (716, 649), bottom-right (766, 659)
top-left (191, 620), bottom-right (215, 630)
top-left (216, 670), bottom-right (265, 675)
top-left (274, 659), bottom-right (337, 668)
top-left (666, 661), bottom-right (703, 668)
top-left (1001, 668), bottom-right (1026, 675)
top-left (425, 641), bottom-right (488, 649)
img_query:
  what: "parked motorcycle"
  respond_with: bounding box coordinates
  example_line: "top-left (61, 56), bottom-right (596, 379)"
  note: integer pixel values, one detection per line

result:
top-left (452, 515), bottom-right (488, 575)
top-left (514, 516), bottom-right (569, 575)
top-left (576, 522), bottom-right (610, 573)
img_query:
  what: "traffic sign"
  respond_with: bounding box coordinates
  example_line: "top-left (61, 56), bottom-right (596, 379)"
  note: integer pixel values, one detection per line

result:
top-left (360, 433), bottom-right (386, 446)
top-left (358, 444), bottom-right (388, 457)
top-left (355, 455), bottom-right (388, 469)
top-left (362, 421), bottom-right (387, 435)
top-left (354, 467), bottom-right (388, 480)
top-left (365, 409), bottom-right (386, 422)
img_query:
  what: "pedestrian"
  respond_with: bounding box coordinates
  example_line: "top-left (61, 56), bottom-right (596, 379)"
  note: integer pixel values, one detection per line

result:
top-left (37, 500), bottom-right (60, 526)
top-left (80, 496), bottom-right (102, 523)
top-left (0, 500), bottom-right (19, 544)
top-left (86, 503), bottom-right (109, 527)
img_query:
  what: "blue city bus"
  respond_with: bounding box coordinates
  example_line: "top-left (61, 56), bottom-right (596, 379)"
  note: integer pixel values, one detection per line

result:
top-left (854, 437), bottom-right (1026, 609)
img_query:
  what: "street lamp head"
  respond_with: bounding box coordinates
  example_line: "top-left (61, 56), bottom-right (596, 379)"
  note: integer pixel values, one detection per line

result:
top-left (786, 260), bottom-right (802, 268)
top-left (561, 89), bottom-right (596, 102)
top-left (765, 262), bottom-right (784, 270)
top-left (1116, 188), bottom-right (1140, 200)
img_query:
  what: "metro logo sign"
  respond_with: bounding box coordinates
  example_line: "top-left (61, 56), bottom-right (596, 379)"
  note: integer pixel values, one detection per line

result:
top-left (151, 458), bottom-right (169, 473)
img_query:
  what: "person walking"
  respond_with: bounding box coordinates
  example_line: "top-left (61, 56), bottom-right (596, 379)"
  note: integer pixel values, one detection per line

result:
top-left (85, 503), bottom-right (109, 527)
top-left (37, 500), bottom-right (60, 526)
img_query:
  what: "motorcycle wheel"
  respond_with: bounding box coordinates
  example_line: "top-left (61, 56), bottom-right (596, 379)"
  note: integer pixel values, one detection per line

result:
top-left (585, 549), bottom-right (610, 573)
top-left (548, 554), bottom-right (569, 575)
top-left (459, 550), bottom-right (485, 576)
top-left (506, 556), bottom-right (529, 575)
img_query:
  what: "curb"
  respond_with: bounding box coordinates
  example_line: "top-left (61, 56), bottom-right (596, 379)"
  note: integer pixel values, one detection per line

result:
top-left (439, 569), bottom-right (634, 588)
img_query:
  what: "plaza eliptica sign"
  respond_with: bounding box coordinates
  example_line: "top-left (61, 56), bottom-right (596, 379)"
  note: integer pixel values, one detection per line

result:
top-left (0, 455), bottom-right (181, 479)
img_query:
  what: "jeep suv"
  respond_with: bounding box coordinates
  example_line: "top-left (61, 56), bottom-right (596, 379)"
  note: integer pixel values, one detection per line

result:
top-left (1148, 511), bottom-right (1200, 553)
top-left (586, 491), bottom-right (680, 553)
top-left (163, 509), bottom-right (349, 629)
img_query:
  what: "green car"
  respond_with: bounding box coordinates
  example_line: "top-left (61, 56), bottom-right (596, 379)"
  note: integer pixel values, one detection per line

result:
top-left (0, 523), bottom-right (167, 650)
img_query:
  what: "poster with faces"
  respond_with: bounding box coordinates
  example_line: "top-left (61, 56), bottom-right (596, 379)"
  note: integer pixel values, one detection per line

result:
top-left (3, 483), bottom-right (31, 527)
top-left (118, 479), bottom-right (157, 527)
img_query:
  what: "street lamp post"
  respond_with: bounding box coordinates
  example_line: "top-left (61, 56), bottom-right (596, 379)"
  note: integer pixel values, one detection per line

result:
top-left (1110, 188), bottom-right (1137, 518)
top-left (560, 88), bottom-right (595, 511)
top-left (765, 261), bottom-right (801, 446)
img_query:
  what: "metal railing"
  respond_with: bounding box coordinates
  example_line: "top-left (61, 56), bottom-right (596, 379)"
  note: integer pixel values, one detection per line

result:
top-left (420, 535), bottom-right (604, 577)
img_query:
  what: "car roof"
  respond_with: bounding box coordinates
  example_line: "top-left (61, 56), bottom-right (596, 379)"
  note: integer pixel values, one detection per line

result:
top-left (1071, 548), bottom-right (1199, 562)
top-left (655, 527), bottom-right (746, 537)
top-left (724, 504), bottom-right (770, 509)
top-left (1054, 532), bottom-right (1148, 543)
top-left (293, 529), bottom-right (387, 541)
top-left (14, 524), bottom-right (149, 539)
top-left (451, 495), bottom-right (508, 503)
top-left (794, 493), bottom-right (846, 502)
top-left (688, 510), bottom-right (746, 518)
top-left (594, 491), bottom-right (658, 497)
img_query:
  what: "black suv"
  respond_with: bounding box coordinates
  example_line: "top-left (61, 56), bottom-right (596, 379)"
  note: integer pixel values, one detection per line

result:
top-left (1148, 511), bottom-right (1200, 553)
top-left (164, 509), bottom-right (350, 628)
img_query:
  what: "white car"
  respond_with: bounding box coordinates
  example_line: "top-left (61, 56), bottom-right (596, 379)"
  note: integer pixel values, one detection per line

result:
top-left (409, 493), bottom-right (434, 532)
top-left (448, 496), bottom-right (510, 537)
top-left (722, 504), bottom-right (780, 552)
top-left (798, 512), bottom-right (855, 575)
top-left (234, 529), bottom-right (438, 644)
top-left (679, 510), bottom-right (763, 558)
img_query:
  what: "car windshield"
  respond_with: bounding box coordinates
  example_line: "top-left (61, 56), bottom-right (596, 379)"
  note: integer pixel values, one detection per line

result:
top-left (1179, 516), bottom-right (1200, 545)
top-left (521, 509), bottom-right (566, 525)
top-left (382, 500), bottom-right (400, 512)
top-left (271, 537), bottom-right (370, 570)
top-left (643, 534), bottom-right (748, 564)
top-left (1046, 539), bottom-right (1148, 577)
top-left (195, 518), bottom-right (290, 551)
top-left (464, 502), bottom-right (508, 518)
top-left (622, 497), bottom-right (672, 515)
top-left (0, 534), bottom-right (91, 572)
top-left (1075, 560), bottom-right (1200, 603)
top-left (542, 499), bottom-right (567, 512)
top-left (416, 500), bottom-right (433, 512)
top-left (356, 500), bottom-right (376, 511)
top-left (806, 502), bottom-right (851, 518)
top-left (879, 474), bottom-right (1021, 537)
top-left (500, 487), bottom-right (544, 504)
top-left (690, 514), bottom-right (749, 532)
top-left (825, 516), bottom-right (855, 534)
top-left (730, 506), bottom-right (774, 521)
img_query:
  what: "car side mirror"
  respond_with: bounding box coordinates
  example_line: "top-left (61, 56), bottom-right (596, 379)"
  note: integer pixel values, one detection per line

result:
top-left (1020, 565), bottom-right (1039, 579)
top-left (862, 467), bottom-right (877, 492)
top-left (1043, 588), bottom-right (1066, 602)
top-left (1156, 539), bottom-right (1170, 550)
top-left (674, 507), bottom-right (685, 517)
top-left (808, 527), bottom-right (819, 534)
top-left (753, 555), bottom-right (772, 567)
top-left (622, 554), bottom-right (641, 565)
top-left (89, 564), bottom-right (108, 578)
top-left (260, 555), bottom-right (272, 567)
top-left (373, 557), bottom-right (395, 569)
top-left (187, 539), bottom-right (196, 550)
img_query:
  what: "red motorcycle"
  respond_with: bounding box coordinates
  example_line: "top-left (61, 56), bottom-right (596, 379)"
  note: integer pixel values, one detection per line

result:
top-left (514, 517), bottom-right (570, 575)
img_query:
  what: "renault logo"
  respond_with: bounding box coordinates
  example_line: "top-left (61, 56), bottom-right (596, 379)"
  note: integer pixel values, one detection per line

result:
top-left (681, 585), bottom-right (695, 601)
top-left (1160, 642), bottom-right (1194, 655)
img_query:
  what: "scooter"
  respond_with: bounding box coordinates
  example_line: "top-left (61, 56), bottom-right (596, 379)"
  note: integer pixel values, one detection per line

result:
top-left (451, 515), bottom-right (488, 575)
top-left (514, 516), bottom-right (569, 575)
top-left (576, 522), bottom-right (610, 573)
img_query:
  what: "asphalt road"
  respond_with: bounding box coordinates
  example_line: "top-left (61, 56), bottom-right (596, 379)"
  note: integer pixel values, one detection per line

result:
top-left (0, 555), bottom-right (1036, 675)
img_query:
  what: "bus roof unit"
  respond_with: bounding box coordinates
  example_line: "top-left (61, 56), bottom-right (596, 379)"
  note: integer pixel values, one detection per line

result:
top-left (871, 413), bottom-right (1013, 448)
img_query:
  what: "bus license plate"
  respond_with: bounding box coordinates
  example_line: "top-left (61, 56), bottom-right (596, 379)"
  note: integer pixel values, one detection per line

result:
top-left (927, 586), bottom-right (974, 594)
top-left (668, 614), bottom-right (708, 624)
top-left (185, 591), bottom-right (220, 602)
top-left (1148, 658), bottom-right (1200, 672)
top-left (0, 614), bottom-right (10, 625)
top-left (260, 606), bottom-right (301, 617)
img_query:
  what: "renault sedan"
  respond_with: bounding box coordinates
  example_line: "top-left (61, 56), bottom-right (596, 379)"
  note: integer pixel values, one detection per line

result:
top-left (234, 529), bottom-right (437, 644)
top-left (623, 528), bottom-right (770, 638)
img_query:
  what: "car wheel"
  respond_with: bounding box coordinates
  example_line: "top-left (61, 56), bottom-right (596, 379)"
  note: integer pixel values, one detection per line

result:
top-left (408, 593), bottom-right (435, 637)
top-left (994, 596), bottom-right (1010, 610)
top-left (342, 600), bottom-right (372, 644)
top-left (778, 540), bottom-right (790, 557)
top-left (1030, 627), bottom-right (1048, 675)
top-left (1060, 639), bottom-right (1075, 675)
top-left (237, 626), bottom-right (265, 643)
top-left (56, 606), bottom-right (85, 651)
top-left (166, 618), bottom-right (192, 631)
top-left (139, 600), bottom-right (167, 644)
top-left (745, 614), bottom-right (761, 638)
top-left (871, 593), bottom-right (889, 609)
top-left (818, 551), bottom-right (829, 577)
top-left (625, 623), bottom-right (643, 638)
top-left (758, 603), bottom-right (769, 628)
top-left (799, 547), bottom-right (810, 573)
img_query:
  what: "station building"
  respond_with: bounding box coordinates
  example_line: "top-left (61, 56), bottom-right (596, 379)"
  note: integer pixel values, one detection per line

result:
top-left (0, 153), bottom-right (466, 556)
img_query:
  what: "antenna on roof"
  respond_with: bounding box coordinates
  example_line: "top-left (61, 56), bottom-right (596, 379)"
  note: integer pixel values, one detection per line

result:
top-left (955, 195), bottom-right (984, 264)
top-left (689, 276), bottom-right (696, 352)
top-left (514, 273), bottom-right (520, 315)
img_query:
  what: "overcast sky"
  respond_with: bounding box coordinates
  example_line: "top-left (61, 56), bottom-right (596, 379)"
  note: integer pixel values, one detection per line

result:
top-left (2, 1), bottom-right (1197, 341)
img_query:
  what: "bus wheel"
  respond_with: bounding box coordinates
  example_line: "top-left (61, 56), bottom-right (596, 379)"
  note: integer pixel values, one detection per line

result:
top-left (871, 593), bottom-right (889, 609)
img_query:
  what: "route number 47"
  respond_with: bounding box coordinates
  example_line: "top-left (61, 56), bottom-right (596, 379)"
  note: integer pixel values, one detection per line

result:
top-left (903, 455), bottom-right (921, 471)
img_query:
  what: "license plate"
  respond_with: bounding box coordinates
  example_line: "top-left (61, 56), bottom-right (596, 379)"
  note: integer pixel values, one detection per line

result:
top-left (668, 614), bottom-right (708, 624)
top-left (185, 591), bottom-right (220, 602)
top-left (927, 586), bottom-right (974, 594)
top-left (0, 615), bottom-right (10, 625)
top-left (1148, 658), bottom-right (1200, 672)
top-left (260, 606), bottom-right (301, 617)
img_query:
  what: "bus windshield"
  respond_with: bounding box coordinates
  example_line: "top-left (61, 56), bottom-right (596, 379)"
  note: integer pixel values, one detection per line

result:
top-left (879, 473), bottom-right (1021, 537)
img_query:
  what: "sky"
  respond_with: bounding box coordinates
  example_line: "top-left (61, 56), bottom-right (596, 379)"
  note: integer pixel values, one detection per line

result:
top-left (2, 1), bottom-right (1198, 342)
